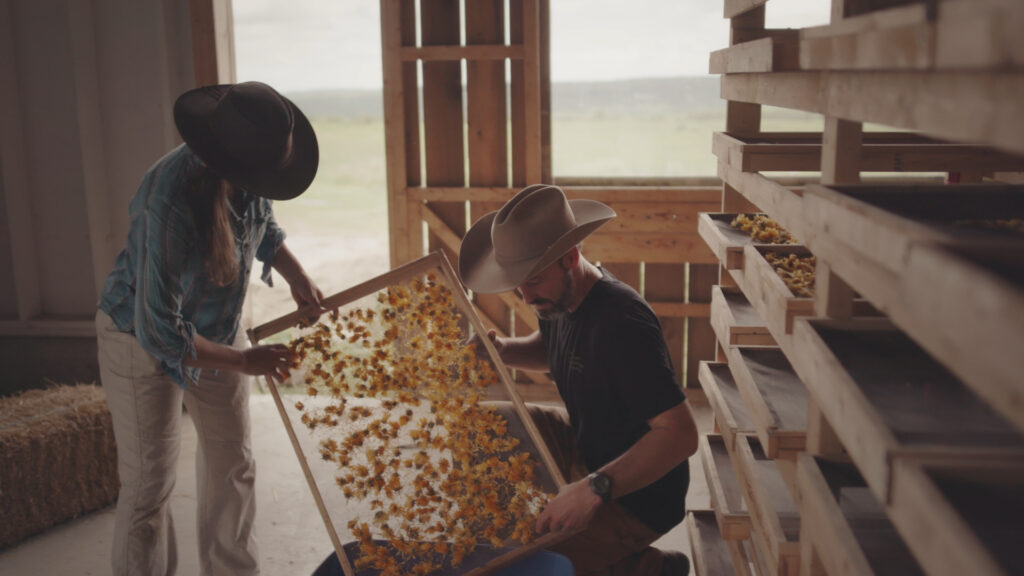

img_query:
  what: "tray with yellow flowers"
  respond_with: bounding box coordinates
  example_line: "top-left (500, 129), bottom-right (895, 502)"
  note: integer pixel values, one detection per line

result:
top-left (249, 252), bottom-right (568, 576)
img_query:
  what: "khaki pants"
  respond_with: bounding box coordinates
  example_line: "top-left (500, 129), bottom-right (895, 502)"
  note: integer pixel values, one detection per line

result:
top-left (96, 310), bottom-right (259, 576)
top-left (526, 404), bottom-right (668, 576)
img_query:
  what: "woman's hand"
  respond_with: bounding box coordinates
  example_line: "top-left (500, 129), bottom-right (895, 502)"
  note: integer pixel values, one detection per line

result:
top-left (241, 344), bottom-right (294, 382)
top-left (289, 273), bottom-right (325, 319)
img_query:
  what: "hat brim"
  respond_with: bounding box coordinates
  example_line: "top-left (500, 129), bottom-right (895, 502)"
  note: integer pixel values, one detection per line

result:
top-left (459, 199), bottom-right (616, 294)
top-left (174, 84), bottom-right (319, 201)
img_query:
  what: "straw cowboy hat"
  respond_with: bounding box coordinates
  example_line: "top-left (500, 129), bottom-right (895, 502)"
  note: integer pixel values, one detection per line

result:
top-left (459, 184), bottom-right (616, 294)
top-left (174, 81), bottom-right (318, 200)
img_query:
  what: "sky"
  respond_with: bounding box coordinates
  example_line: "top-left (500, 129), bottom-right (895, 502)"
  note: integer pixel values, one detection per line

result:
top-left (233, 0), bottom-right (830, 93)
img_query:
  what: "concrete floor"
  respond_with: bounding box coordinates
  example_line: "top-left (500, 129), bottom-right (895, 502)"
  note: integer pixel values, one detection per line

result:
top-left (0, 396), bottom-right (712, 576)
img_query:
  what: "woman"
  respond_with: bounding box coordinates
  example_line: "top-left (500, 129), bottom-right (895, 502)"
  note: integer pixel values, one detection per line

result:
top-left (96, 81), bottom-right (323, 576)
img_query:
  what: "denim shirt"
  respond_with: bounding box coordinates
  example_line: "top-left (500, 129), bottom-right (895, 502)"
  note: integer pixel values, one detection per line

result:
top-left (98, 145), bottom-right (286, 388)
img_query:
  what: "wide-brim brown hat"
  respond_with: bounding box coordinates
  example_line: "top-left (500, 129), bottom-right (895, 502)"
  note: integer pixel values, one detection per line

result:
top-left (174, 81), bottom-right (318, 200)
top-left (459, 184), bottom-right (616, 294)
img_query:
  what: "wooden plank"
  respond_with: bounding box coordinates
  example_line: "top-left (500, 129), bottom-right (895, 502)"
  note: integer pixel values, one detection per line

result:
top-left (699, 362), bottom-right (756, 454)
top-left (700, 434), bottom-right (751, 541)
top-left (821, 118), bottom-right (862, 185)
top-left (522, 0), bottom-right (542, 184)
top-left (400, 44), bottom-right (524, 61)
top-left (720, 71), bottom-right (1024, 157)
top-left (734, 435), bottom-right (801, 576)
top-left (723, 346), bottom-right (807, 460)
top-left (901, 242), bottom-right (1024, 435)
top-left (797, 454), bottom-right (925, 576)
top-left (800, 3), bottom-right (934, 71)
top-left (740, 245), bottom-right (816, 336)
top-left (935, 0), bottom-right (1024, 69)
top-left (585, 232), bottom-right (717, 265)
top-left (601, 262), bottom-right (640, 293)
top-left (710, 285), bottom-right (775, 349)
top-left (713, 131), bottom-right (1024, 174)
top-left (649, 301), bottom-right (712, 319)
top-left (687, 510), bottom-right (753, 576)
top-left (400, 0), bottom-right (422, 262)
top-left (888, 458), bottom-right (1024, 576)
top-left (724, 0), bottom-right (768, 20)
top-left (710, 36), bottom-right (799, 74)
top-left (646, 263), bottom-right (687, 387)
top-left (717, 162), bottom-right (806, 241)
top-left (421, 0), bottom-right (466, 269)
top-left (686, 264), bottom-right (720, 389)
top-left (466, 0), bottom-right (510, 360)
top-left (787, 317), bottom-right (1024, 505)
top-left (381, 0), bottom-right (413, 266)
top-left (409, 186), bottom-right (723, 203)
top-left (600, 201), bottom-right (722, 234)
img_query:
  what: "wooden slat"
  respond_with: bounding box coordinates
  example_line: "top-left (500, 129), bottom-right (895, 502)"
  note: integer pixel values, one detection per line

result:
top-left (600, 262), bottom-right (640, 293)
top-left (522, 0), bottom-right (542, 183)
top-left (797, 454), bottom-right (925, 576)
top-left (935, 0), bottom-right (1024, 69)
top-left (509, 0), bottom-right (526, 187)
top-left (700, 362), bottom-right (756, 453)
top-left (400, 44), bottom-right (524, 61)
top-left (649, 301), bottom-right (711, 319)
top-left (888, 458), bottom-right (1024, 576)
top-left (734, 435), bottom-right (801, 576)
top-left (409, 186), bottom-right (724, 203)
top-left (381, 0), bottom-right (416, 266)
top-left (710, 285), bottom-right (774, 349)
top-left (585, 232), bottom-right (717, 265)
top-left (713, 131), bottom-right (1024, 174)
top-left (720, 71), bottom-right (1024, 156)
top-left (724, 0), bottom-right (768, 20)
top-left (422, 0), bottom-right (466, 269)
top-left (646, 262), bottom-right (687, 387)
top-left (710, 36), bottom-right (799, 74)
top-left (400, 0), bottom-right (422, 262)
top-left (787, 317), bottom-right (1024, 505)
top-left (799, 3), bottom-right (933, 71)
top-left (600, 201), bottom-right (721, 234)
top-left (686, 263), bottom-right (719, 389)
top-left (687, 510), bottom-right (754, 576)
top-left (700, 434), bottom-right (752, 541)
top-left (723, 346), bottom-right (807, 460)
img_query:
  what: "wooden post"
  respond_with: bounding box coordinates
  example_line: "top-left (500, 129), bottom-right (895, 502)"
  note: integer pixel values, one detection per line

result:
top-left (522, 0), bottom-right (543, 184)
top-left (815, 117), bottom-right (861, 319)
top-left (188, 0), bottom-right (235, 86)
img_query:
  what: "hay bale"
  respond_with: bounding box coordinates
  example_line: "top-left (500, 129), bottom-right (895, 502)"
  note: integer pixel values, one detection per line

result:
top-left (0, 384), bottom-right (118, 549)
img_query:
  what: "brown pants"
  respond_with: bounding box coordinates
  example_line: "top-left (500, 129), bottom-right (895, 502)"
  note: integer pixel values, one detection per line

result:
top-left (525, 404), bottom-right (668, 576)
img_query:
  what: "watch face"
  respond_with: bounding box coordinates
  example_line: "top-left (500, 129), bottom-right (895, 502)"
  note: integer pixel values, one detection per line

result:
top-left (590, 473), bottom-right (611, 496)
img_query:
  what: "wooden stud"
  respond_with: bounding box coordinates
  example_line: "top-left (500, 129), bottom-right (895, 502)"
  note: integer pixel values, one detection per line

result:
top-left (647, 262), bottom-right (688, 387)
top-left (522, 0), bottom-right (542, 184)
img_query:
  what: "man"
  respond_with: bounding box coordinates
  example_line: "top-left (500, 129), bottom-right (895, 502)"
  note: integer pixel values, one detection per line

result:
top-left (459, 184), bottom-right (698, 576)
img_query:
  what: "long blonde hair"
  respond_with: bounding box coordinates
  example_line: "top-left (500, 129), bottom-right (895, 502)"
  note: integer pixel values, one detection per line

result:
top-left (187, 168), bottom-right (238, 287)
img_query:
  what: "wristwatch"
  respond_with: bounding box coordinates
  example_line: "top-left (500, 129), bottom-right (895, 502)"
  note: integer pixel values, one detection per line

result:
top-left (587, 472), bottom-right (612, 503)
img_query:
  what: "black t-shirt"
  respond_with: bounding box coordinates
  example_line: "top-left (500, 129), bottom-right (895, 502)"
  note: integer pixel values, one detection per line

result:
top-left (539, 270), bottom-right (689, 534)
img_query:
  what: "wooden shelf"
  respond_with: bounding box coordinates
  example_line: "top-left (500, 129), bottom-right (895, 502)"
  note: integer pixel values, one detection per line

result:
top-left (699, 361), bottom-right (757, 453)
top-left (889, 458), bottom-right (1024, 576)
top-left (687, 510), bottom-right (756, 576)
top-left (700, 434), bottom-right (752, 541)
top-left (797, 454), bottom-right (925, 576)
top-left (788, 317), bottom-right (1024, 504)
top-left (720, 71), bottom-right (1024, 157)
top-left (802, 183), bottom-right (1024, 434)
top-left (739, 245), bottom-right (815, 337)
top-left (734, 435), bottom-right (800, 576)
top-left (722, 347), bottom-right (807, 460)
top-left (699, 212), bottom-right (800, 270)
top-left (713, 131), bottom-right (1024, 174)
top-left (711, 285), bottom-right (776, 349)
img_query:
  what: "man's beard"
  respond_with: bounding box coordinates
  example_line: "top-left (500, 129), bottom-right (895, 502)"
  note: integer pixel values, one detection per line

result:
top-left (532, 268), bottom-right (575, 320)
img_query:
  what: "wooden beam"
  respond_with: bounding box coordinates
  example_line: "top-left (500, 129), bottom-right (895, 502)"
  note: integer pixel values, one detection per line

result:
top-left (522, 0), bottom-right (542, 184)
top-left (710, 36), bottom-right (799, 74)
top-left (188, 0), bottom-right (235, 86)
top-left (721, 71), bottom-right (1024, 156)
top-left (408, 186), bottom-right (723, 203)
top-left (936, 0), bottom-right (1024, 69)
top-left (381, 0), bottom-right (409, 266)
top-left (724, 0), bottom-right (768, 20)
top-left (801, 3), bottom-right (933, 70)
top-left (400, 44), bottom-right (524, 61)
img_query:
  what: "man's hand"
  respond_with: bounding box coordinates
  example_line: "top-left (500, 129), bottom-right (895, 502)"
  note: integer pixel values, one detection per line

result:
top-left (535, 478), bottom-right (603, 534)
top-left (241, 344), bottom-right (294, 382)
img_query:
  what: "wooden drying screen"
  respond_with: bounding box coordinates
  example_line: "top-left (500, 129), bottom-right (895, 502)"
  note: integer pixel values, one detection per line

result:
top-left (248, 252), bottom-right (569, 576)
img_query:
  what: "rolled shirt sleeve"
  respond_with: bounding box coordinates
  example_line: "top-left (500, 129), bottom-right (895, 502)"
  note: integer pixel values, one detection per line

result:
top-left (133, 186), bottom-right (201, 387)
top-left (255, 199), bottom-right (286, 286)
